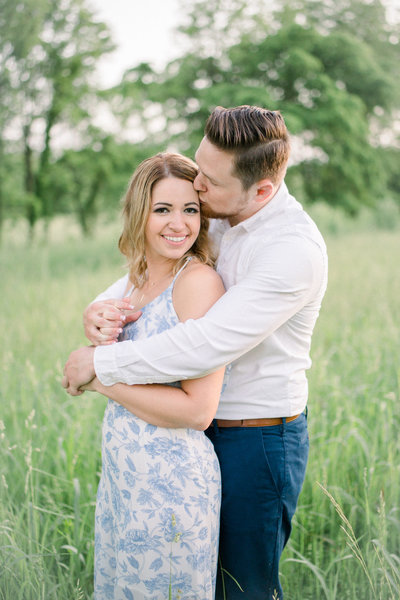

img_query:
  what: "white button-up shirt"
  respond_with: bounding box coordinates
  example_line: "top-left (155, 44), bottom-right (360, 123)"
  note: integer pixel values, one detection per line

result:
top-left (94, 182), bottom-right (328, 419)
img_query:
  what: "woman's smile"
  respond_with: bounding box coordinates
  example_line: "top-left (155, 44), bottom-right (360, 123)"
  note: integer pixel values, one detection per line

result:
top-left (162, 234), bottom-right (189, 244)
top-left (144, 177), bottom-right (201, 262)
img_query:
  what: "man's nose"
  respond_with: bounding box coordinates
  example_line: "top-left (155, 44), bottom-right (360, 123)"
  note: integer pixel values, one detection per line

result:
top-left (194, 173), bottom-right (206, 192)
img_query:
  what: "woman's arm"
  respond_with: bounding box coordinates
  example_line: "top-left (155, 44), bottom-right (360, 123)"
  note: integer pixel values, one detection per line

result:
top-left (82, 263), bottom-right (226, 430)
top-left (83, 369), bottom-right (224, 431)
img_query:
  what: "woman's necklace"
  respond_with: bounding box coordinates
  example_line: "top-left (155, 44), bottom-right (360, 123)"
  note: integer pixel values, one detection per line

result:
top-left (130, 269), bottom-right (173, 308)
top-left (144, 268), bottom-right (174, 290)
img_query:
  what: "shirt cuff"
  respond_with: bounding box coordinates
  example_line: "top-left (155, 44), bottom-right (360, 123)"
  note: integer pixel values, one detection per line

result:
top-left (94, 344), bottom-right (120, 386)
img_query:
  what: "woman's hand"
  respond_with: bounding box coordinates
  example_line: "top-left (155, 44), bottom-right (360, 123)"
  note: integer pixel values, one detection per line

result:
top-left (84, 299), bottom-right (142, 345)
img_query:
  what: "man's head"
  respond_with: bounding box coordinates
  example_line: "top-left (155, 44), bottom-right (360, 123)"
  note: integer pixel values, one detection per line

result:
top-left (194, 105), bottom-right (290, 223)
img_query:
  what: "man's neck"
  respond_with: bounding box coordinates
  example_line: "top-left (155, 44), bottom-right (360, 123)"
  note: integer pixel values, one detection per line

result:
top-left (228, 183), bottom-right (282, 227)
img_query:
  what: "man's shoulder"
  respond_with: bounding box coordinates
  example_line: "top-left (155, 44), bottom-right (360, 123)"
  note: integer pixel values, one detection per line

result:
top-left (258, 204), bottom-right (326, 254)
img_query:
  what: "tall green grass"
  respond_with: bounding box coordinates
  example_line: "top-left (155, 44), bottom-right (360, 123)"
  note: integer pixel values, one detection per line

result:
top-left (1, 218), bottom-right (399, 599)
top-left (281, 229), bottom-right (400, 599)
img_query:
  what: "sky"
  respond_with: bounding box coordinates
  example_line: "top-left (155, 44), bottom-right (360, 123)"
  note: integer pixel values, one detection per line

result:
top-left (88, 0), bottom-right (183, 87)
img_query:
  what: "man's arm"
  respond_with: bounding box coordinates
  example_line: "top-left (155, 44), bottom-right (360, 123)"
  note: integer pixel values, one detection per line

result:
top-left (93, 235), bottom-right (327, 387)
top-left (62, 262), bottom-right (226, 397)
top-left (76, 264), bottom-right (226, 429)
top-left (62, 273), bottom-right (135, 394)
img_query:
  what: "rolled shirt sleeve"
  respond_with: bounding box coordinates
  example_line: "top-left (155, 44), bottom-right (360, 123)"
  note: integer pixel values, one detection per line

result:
top-left (94, 233), bottom-right (326, 387)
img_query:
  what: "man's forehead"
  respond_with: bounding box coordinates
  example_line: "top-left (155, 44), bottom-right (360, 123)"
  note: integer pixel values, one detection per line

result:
top-left (195, 138), bottom-right (234, 179)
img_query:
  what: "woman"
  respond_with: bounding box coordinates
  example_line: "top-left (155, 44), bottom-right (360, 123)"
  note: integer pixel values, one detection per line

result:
top-left (82, 153), bottom-right (225, 600)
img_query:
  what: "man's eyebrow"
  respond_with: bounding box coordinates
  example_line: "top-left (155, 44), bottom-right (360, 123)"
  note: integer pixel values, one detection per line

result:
top-left (195, 164), bottom-right (219, 184)
top-left (205, 173), bottom-right (219, 184)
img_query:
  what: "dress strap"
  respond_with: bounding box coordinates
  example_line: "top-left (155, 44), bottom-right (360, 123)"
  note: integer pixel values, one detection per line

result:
top-left (171, 256), bottom-right (194, 285)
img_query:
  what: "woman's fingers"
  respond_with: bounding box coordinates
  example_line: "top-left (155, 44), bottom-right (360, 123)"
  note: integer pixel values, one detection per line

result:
top-left (83, 299), bottom-right (139, 345)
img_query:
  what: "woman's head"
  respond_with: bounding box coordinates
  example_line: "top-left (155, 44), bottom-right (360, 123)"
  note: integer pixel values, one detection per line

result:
top-left (119, 153), bottom-right (213, 286)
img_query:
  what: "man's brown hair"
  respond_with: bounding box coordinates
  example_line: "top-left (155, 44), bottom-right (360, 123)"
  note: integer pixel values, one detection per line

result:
top-left (204, 105), bottom-right (290, 190)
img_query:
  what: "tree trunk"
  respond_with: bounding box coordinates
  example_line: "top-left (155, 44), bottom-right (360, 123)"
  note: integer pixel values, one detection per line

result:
top-left (23, 124), bottom-right (37, 241)
top-left (36, 105), bottom-right (57, 219)
top-left (80, 172), bottom-right (104, 236)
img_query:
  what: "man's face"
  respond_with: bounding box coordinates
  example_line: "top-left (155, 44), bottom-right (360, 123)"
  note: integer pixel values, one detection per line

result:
top-left (193, 137), bottom-right (253, 224)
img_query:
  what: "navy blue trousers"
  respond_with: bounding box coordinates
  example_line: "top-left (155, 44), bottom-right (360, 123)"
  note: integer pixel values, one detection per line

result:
top-left (205, 413), bottom-right (309, 600)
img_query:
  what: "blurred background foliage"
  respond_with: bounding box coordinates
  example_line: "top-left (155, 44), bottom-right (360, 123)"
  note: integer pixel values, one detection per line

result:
top-left (0, 0), bottom-right (399, 241)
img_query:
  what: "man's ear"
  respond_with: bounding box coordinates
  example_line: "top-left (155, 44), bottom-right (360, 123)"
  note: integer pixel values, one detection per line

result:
top-left (255, 179), bottom-right (275, 203)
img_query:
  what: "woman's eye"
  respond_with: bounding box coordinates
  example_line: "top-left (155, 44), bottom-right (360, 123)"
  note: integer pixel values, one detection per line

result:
top-left (185, 207), bottom-right (200, 214)
top-left (154, 207), bottom-right (169, 213)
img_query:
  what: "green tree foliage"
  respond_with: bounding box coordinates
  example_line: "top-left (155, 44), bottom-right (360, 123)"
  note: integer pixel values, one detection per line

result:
top-left (48, 133), bottom-right (162, 235)
top-left (118, 0), bottom-right (400, 214)
top-left (0, 0), bottom-right (114, 238)
top-left (0, 0), bottom-right (48, 238)
top-left (2, 0), bottom-right (399, 240)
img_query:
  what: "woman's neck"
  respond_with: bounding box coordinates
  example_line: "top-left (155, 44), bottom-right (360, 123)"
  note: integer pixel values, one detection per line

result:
top-left (128, 257), bottom-right (178, 310)
top-left (142, 257), bottom-right (176, 288)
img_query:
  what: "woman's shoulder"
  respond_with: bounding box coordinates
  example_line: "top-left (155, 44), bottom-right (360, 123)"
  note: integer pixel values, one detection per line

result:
top-left (178, 259), bottom-right (223, 288)
top-left (173, 259), bottom-right (225, 321)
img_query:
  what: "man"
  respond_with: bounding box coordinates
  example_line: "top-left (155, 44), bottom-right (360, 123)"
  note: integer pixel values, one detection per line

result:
top-left (63, 105), bottom-right (328, 599)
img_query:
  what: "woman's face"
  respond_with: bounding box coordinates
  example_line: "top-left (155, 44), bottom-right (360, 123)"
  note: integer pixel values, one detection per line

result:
top-left (144, 176), bottom-right (201, 264)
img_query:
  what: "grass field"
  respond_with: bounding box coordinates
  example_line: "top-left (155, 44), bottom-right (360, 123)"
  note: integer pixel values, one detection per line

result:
top-left (1, 217), bottom-right (399, 599)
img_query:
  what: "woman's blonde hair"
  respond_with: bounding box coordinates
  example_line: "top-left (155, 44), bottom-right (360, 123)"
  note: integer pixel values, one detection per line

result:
top-left (119, 152), bottom-right (213, 287)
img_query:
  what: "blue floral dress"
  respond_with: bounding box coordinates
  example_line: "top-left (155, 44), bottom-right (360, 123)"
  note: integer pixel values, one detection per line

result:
top-left (94, 263), bottom-right (221, 600)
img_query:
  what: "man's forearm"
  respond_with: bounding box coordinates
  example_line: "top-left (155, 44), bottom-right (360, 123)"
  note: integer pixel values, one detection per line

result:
top-left (94, 315), bottom-right (229, 386)
top-left (93, 249), bottom-right (318, 387)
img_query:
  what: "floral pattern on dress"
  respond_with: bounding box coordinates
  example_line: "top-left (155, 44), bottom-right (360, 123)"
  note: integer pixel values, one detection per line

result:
top-left (95, 264), bottom-right (222, 600)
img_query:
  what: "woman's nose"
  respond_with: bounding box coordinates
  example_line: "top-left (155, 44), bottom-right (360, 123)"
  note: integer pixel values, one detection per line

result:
top-left (169, 211), bottom-right (185, 230)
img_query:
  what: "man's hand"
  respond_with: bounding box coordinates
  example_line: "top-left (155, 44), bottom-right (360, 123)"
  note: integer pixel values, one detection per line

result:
top-left (62, 346), bottom-right (96, 396)
top-left (80, 376), bottom-right (100, 393)
top-left (84, 299), bottom-right (142, 345)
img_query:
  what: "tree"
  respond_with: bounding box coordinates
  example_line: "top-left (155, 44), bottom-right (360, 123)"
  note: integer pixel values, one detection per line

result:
top-left (224, 18), bottom-right (396, 212)
top-left (114, 0), bottom-right (400, 214)
top-left (49, 133), bottom-right (163, 235)
top-left (0, 0), bottom-right (49, 239)
top-left (0, 0), bottom-right (115, 239)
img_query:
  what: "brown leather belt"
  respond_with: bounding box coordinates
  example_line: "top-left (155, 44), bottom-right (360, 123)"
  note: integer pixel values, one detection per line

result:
top-left (215, 414), bottom-right (301, 427)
